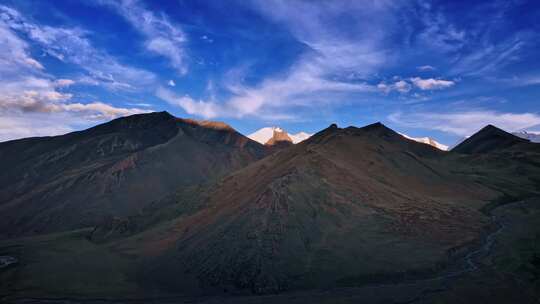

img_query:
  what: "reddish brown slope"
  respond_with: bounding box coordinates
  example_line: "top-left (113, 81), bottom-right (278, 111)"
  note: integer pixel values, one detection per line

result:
top-left (452, 124), bottom-right (534, 154)
top-left (0, 112), bottom-right (268, 237)
top-left (122, 123), bottom-right (498, 294)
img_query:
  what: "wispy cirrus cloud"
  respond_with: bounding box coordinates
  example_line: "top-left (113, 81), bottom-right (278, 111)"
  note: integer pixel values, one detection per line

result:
top-left (0, 71), bottom-right (148, 125)
top-left (0, 5), bottom-right (151, 141)
top-left (450, 37), bottom-right (526, 77)
top-left (156, 0), bottom-right (528, 121)
top-left (157, 1), bottom-right (399, 119)
top-left (378, 80), bottom-right (411, 94)
top-left (415, 3), bottom-right (466, 53)
top-left (0, 103), bottom-right (148, 142)
top-left (0, 114), bottom-right (74, 142)
top-left (389, 110), bottom-right (540, 136)
top-left (157, 86), bottom-right (219, 119)
top-left (100, 0), bottom-right (188, 75)
top-left (417, 65), bottom-right (435, 71)
top-left (490, 74), bottom-right (540, 88)
top-left (413, 1), bottom-right (532, 78)
top-left (377, 77), bottom-right (454, 93)
top-left (0, 5), bottom-right (156, 91)
top-left (0, 10), bottom-right (72, 113)
top-left (157, 66), bottom-right (376, 120)
top-left (0, 10), bottom-right (45, 76)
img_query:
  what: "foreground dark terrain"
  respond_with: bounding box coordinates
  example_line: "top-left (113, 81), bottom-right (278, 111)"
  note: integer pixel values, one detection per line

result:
top-left (1, 112), bottom-right (539, 303)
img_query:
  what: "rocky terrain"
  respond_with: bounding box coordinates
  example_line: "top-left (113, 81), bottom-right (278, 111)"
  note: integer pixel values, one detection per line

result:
top-left (0, 112), bottom-right (268, 237)
top-left (1, 113), bottom-right (539, 303)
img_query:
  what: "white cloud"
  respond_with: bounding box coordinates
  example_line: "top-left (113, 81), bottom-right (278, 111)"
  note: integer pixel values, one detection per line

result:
top-left (389, 110), bottom-right (540, 136)
top-left (416, 7), bottom-right (466, 53)
top-left (60, 102), bottom-right (149, 120)
top-left (126, 102), bottom-right (152, 108)
top-left (157, 61), bottom-right (376, 120)
top-left (56, 79), bottom-right (75, 87)
top-left (157, 1), bottom-right (398, 119)
top-left (377, 77), bottom-right (454, 94)
top-left (413, 2), bottom-right (530, 77)
top-left (417, 65), bottom-right (435, 71)
top-left (101, 0), bottom-right (188, 75)
top-left (410, 77), bottom-right (455, 90)
top-left (377, 80), bottom-right (411, 94)
top-left (0, 74), bottom-right (148, 119)
top-left (0, 105), bottom-right (148, 142)
top-left (0, 114), bottom-right (74, 142)
top-left (495, 75), bottom-right (540, 88)
top-left (156, 87), bottom-right (219, 119)
top-left (0, 5), bottom-right (152, 141)
top-left (168, 79), bottom-right (176, 87)
top-left (0, 13), bottom-right (43, 73)
top-left (0, 5), bottom-right (156, 91)
top-left (451, 38), bottom-right (525, 76)
top-left (0, 13), bottom-right (73, 114)
top-left (200, 35), bottom-right (213, 43)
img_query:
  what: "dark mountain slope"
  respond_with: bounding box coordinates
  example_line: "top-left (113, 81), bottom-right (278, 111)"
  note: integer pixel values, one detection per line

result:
top-left (447, 125), bottom-right (540, 202)
top-left (112, 122), bottom-right (501, 294)
top-left (2, 121), bottom-right (540, 301)
top-left (452, 124), bottom-right (533, 154)
top-left (0, 112), bottom-right (268, 238)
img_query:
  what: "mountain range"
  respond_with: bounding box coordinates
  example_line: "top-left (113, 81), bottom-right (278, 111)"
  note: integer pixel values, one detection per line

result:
top-left (248, 127), bottom-right (449, 151)
top-left (0, 112), bottom-right (268, 237)
top-left (1, 112), bottom-right (539, 303)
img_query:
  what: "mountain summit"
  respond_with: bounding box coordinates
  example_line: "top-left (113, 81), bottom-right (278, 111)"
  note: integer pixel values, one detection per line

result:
top-left (2, 116), bottom-right (540, 301)
top-left (0, 112), bottom-right (268, 237)
top-left (452, 124), bottom-right (531, 154)
top-left (123, 120), bottom-right (499, 294)
top-left (248, 127), bottom-right (312, 145)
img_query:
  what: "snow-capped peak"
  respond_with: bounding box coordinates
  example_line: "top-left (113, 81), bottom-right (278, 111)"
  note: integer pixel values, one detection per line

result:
top-left (400, 133), bottom-right (449, 151)
top-left (247, 127), bottom-right (279, 145)
top-left (248, 127), bottom-right (312, 145)
top-left (289, 132), bottom-right (312, 144)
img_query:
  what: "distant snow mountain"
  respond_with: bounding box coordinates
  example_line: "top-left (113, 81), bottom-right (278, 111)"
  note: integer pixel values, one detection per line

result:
top-left (250, 127), bottom-right (446, 149)
top-left (248, 127), bottom-right (312, 145)
top-left (512, 131), bottom-right (540, 143)
top-left (400, 133), bottom-right (449, 151)
top-left (289, 131), bottom-right (312, 144)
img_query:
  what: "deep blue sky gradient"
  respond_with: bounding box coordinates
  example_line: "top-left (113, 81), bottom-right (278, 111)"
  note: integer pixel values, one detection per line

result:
top-left (0, 0), bottom-right (539, 145)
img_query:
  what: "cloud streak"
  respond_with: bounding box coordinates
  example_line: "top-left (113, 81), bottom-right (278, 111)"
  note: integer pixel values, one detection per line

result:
top-left (417, 65), bottom-right (435, 71)
top-left (0, 5), bottom-right (151, 141)
top-left (389, 110), bottom-right (540, 136)
top-left (158, 1), bottom-right (398, 119)
top-left (101, 0), bottom-right (188, 75)
top-left (0, 5), bottom-right (156, 91)
top-left (378, 80), bottom-right (411, 94)
top-left (0, 114), bottom-right (74, 142)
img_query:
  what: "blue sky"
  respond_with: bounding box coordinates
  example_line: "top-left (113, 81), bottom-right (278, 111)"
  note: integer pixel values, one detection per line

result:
top-left (0, 0), bottom-right (539, 145)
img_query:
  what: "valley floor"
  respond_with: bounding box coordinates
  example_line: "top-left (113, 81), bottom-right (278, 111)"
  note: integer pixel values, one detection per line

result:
top-left (1, 197), bottom-right (539, 304)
